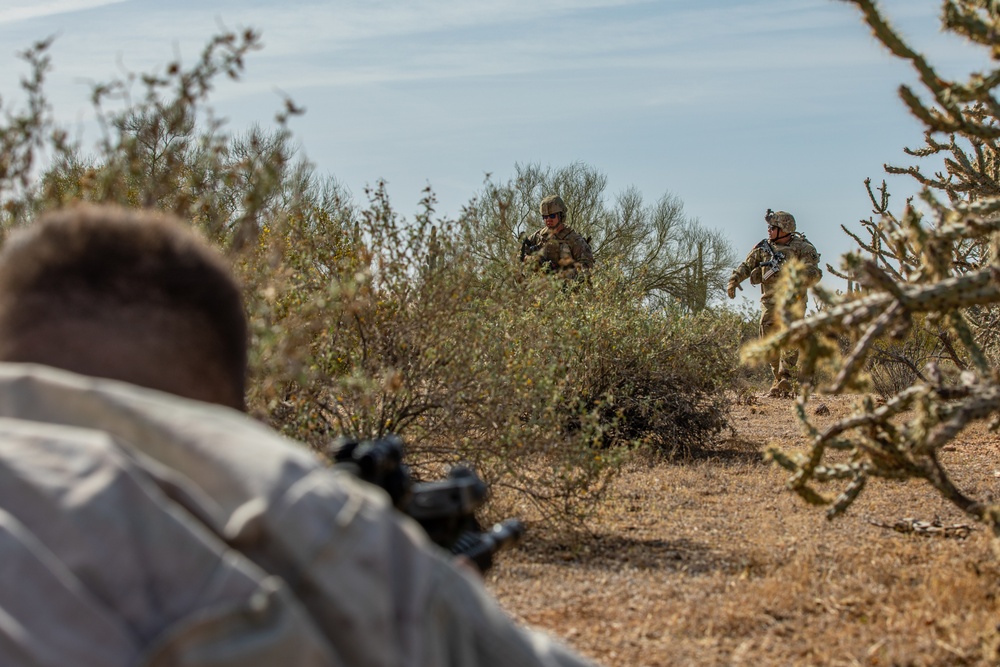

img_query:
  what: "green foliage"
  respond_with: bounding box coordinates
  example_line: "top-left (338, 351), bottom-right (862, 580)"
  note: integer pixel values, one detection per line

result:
top-left (754, 0), bottom-right (1000, 538)
top-left (467, 162), bottom-right (736, 311)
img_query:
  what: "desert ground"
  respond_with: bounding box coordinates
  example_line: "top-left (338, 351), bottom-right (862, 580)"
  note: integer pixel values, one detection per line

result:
top-left (486, 393), bottom-right (1000, 666)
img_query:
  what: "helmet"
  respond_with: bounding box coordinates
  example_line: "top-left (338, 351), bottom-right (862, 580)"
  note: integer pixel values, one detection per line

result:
top-left (540, 195), bottom-right (566, 217)
top-left (765, 209), bottom-right (796, 234)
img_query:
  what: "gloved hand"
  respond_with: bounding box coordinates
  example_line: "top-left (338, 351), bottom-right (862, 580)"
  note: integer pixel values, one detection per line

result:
top-left (726, 277), bottom-right (738, 299)
top-left (750, 267), bottom-right (763, 285)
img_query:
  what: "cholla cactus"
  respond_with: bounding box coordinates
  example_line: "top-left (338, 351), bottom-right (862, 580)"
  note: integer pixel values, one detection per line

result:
top-left (747, 0), bottom-right (1000, 536)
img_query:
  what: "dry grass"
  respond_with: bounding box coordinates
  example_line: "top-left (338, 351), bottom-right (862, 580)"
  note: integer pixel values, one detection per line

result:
top-left (485, 394), bottom-right (1000, 666)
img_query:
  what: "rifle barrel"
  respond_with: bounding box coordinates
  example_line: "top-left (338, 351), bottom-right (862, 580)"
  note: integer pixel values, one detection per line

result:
top-left (451, 519), bottom-right (527, 573)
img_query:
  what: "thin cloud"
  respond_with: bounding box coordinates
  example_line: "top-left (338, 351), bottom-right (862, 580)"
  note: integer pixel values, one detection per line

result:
top-left (197, 1), bottom-right (925, 102)
top-left (0, 0), bottom-right (127, 24)
top-left (2, 0), bottom-right (953, 98)
top-left (226, 0), bottom-right (946, 88)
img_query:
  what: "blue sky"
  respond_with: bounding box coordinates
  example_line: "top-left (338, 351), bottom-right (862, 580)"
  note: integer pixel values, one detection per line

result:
top-left (0, 0), bottom-right (990, 301)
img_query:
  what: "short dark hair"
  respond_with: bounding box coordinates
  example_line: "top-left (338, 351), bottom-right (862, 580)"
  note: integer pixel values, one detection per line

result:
top-left (0, 205), bottom-right (247, 407)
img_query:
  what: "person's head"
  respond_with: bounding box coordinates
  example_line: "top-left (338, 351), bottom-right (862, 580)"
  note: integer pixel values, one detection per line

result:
top-left (765, 209), bottom-right (795, 241)
top-left (0, 205), bottom-right (248, 410)
top-left (539, 195), bottom-right (566, 231)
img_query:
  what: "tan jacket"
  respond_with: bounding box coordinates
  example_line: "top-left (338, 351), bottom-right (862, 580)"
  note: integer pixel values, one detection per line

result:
top-left (525, 226), bottom-right (594, 279)
top-left (0, 363), bottom-right (597, 667)
top-left (732, 233), bottom-right (822, 307)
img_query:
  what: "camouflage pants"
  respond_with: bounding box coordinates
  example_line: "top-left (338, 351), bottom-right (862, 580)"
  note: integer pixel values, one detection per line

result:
top-left (760, 303), bottom-right (798, 381)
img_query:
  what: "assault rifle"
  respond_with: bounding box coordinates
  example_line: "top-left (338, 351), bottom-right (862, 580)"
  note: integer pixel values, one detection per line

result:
top-left (759, 208), bottom-right (787, 282)
top-left (519, 235), bottom-right (541, 262)
top-left (330, 434), bottom-right (526, 573)
top-left (758, 238), bottom-right (786, 282)
top-left (519, 235), bottom-right (556, 272)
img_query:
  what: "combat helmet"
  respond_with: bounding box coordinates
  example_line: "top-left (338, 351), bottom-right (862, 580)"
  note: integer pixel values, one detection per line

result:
top-left (765, 209), bottom-right (796, 234)
top-left (540, 195), bottom-right (566, 217)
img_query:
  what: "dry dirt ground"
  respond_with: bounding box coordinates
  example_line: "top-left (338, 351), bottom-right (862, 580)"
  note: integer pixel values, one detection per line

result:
top-left (484, 393), bottom-right (1000, 667)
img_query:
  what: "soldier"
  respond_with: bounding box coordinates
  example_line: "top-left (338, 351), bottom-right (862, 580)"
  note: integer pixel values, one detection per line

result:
top-left (727, 209), bottom-right (822, 397)
top-left (0, 204), bottom-right (600, 667)
top-left (521, 194), bottom-right (594, 280)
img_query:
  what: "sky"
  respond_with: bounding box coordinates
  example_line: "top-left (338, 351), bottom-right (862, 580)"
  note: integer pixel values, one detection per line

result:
top-left (0, 0), bottom-right (992, 303)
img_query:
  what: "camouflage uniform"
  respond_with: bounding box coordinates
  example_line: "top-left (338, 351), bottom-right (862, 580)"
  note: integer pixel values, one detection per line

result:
top-left (524, 226), bottom-right (594, 279)
top-left (524, 195), bottom-right (594, 280)
top-left (729, 211), bottom-right (822, 387)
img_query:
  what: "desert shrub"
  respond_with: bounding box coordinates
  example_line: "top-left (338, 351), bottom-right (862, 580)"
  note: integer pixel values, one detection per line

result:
top-left (864, 339), bottom-right (925, 398)
top-left (233, 181), bottom-right (618, 524)
top-left (244, 181), bottom-right (743, 524)
top-left (563, 288), bottom-right (739, 456)
top-left (751, 0), bottom-right (1000, 541)
top-left (863, 312), bottom-right (966, 398)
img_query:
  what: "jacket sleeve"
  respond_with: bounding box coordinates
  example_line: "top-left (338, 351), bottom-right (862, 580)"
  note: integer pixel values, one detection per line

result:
top-left (553, 232), bottom-right (592, 279)
top-left (732, 245), bottom-right (764, 284)
top-left (793, 239), bottom-right (823, 287)
top-left (573, 235), bottom-right (594, 270)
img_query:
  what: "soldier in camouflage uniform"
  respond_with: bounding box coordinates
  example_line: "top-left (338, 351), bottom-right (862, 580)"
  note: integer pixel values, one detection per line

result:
top-left (727, 210), bottom-right (822, 397)
top-left (521, 195), bottom-right (594, 280)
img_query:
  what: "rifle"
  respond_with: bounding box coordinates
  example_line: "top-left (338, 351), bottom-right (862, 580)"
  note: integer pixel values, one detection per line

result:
top-left (519, 234), bottom-right (557, 272)
top-left (757, 238), bottom-right (786, 282)
top-left (519, 235), bottom-right (541, 262)
top-left (329, 434), bottom-right (526, 573)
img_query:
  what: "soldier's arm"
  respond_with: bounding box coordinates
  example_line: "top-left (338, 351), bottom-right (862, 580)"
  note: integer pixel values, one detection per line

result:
top-left (521, 230), bottom-right (542, 264)
top-left (575, 236), bottom-right (594, 270)
top-left (798, 241), bottom-right (823, 286)
top-left (731, 247), bottom-right (763, 284)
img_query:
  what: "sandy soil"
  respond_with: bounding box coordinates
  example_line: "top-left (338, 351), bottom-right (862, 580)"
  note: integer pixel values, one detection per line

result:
top-left (485, 392), bottom-right (1000, 666)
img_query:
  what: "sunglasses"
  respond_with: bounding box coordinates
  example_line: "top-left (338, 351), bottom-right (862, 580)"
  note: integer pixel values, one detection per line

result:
top-left (542, 213), bottom-right (560, 220)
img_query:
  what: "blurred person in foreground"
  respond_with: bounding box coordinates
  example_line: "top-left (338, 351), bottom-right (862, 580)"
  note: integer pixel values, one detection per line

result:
top-left (726, 209), bottom-right (822, 398)
top-left (520, 194), bottom-right (594, 280)
top-left (0, 204), bottom-right (599, 667)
